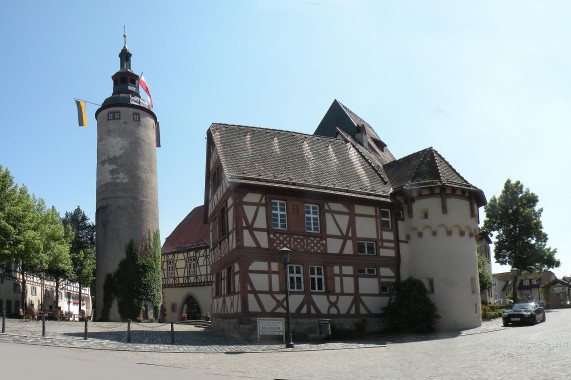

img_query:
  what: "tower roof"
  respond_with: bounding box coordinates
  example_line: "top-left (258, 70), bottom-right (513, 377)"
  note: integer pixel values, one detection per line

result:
top-left (95, 39), bottom-right (155, 121)
top-left (383, 147), bottom-right (486, 205)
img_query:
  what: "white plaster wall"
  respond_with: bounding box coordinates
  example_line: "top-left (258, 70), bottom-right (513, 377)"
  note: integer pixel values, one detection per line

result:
top-left (358, 278), bottom-right (379, 293)
top-left (355, 216), bottom-right (376, 238)
top-left (404, 196), bottom-right (481, 330)
top-left (251, 273), bottom-right (269, 291)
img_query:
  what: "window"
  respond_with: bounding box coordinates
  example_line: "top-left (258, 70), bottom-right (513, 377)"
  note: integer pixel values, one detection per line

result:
top-left (420, 208), bottom-right (428, 219)
top-left (523, 280), bottom-right (529, 285)
top-left (381, 284), bottom-right (391, 294)
top-left (107, 112), bottom-right (120, 120)
top-left (13, 283), bottom-right (20, 293)
top-left (167, 260), bottom-right (175, 278)
top-left (186, 258), bottom-right (196, 277)
top-left (133, 113), bottom-right (140, 121)
top-left (426, 278), bottom-right (435, 294)
top-left (357, 268), bottom-right (377, 276)
top-left (309, 266), bottom-right (324, 292)
top-left (380, 209), bottom-right (391, 229)
top-left (272, 200), bottom-right (287, 230)
top-left (471, 276), bottom-right (477, 294)
top-left (288, 265), bottom-right (303, 291)
top-left (171, 303), bottom-right (177, 313)
top-left (357, 241), bottom-right (376, 255)
top-left (305, 204), bottom-right (320, 233)
top-left (31, 286), bottom-right (37, 296)
top-left (215, 272), bottom-right (221, 296)
top-left (44, 289), bottom-right (50, 298)
top-left (226, 267), bottom-right (233, 293)
top-left (219, 207), bottom-right (227, 237)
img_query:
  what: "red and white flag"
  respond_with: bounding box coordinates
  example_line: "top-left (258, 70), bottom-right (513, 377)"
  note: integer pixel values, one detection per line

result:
top-left (139, 73), bottom-right (153, 108)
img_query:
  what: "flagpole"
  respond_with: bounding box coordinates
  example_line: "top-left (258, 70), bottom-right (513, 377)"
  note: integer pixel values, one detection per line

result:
top-left (74, 98), bottom-right (101, 107)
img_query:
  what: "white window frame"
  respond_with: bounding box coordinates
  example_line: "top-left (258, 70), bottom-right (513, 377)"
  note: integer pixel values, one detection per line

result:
top-left (187, 257), bottom-right (196, 277)
top-left (380, 209), bottom-right (391, 229)
top-left (380, 284), bottom-right (391, 294)
top-left (288, 264), bottom-right (303, 291)
top-left (31, 286), bottom-right (37, 296)
top-left (167, 260), bottom-right (175, 278)
top-left (357, 268), bottom-right (377, 276)
top-left (357, 241), bottom-right (376, 255)
top-left (305, 204), bottom-right (320, 233)
top-left (271, 200), bottom-right (287, 230)
top-left (309, 265), bottom-right (325, 292)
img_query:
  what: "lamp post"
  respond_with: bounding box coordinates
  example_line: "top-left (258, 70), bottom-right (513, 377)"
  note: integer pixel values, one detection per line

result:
top-left (511, 268), bottom-right (519, 304)
top-left (278, 247), bottom-right (294, 348)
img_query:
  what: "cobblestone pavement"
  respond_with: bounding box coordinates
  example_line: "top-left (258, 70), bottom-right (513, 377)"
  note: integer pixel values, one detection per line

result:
top-left (0, 318), bottom-right (389, 352)
top-left (3, 311), bottom-right (570, 379)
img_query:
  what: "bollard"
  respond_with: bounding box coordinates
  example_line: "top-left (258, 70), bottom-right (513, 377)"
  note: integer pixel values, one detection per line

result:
top-left (2, 311), bottom-right (5, 333)
top-left (84, 318), bottom-right (88, 340)
top-left (170, 322), bottom-right (175, 345)
top-left (127, 319), bottom-right (131, 343)
top-left (42, 315), bottom-right (46, 337)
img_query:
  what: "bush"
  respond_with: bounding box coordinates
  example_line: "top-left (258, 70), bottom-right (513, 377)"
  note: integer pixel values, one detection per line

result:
top-left (382, 277), bottom-right (440, 333)
top-left (481, 304), bottom-right (507, 320)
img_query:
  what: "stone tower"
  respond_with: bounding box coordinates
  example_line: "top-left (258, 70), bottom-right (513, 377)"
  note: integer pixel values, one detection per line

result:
top-left (94, 39), bottom-right (159, 321)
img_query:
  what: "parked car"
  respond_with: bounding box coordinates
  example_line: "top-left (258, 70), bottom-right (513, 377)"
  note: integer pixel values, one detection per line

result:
top-left (502, 302), bottom-right (546, 326)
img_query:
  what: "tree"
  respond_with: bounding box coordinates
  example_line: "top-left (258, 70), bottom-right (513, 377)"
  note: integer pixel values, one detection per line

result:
top-left (382, 277), bottom-right (440, 333)
top-left (43, 216), bottom-right (73, 309)
top-left (477, 254), bottom-right (493, 295)
top-left (62, 206), bottom-right (95, 314)
top-left (483, 179), bottom-right (559, 303)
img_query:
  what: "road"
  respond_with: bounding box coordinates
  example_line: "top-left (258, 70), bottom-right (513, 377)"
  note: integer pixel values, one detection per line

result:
top-left (2, 309), bottom-right (571, 379)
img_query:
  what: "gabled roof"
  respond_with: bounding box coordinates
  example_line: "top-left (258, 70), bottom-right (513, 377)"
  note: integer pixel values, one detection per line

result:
top-left (161, 205), bottom-right (209, 253)
top-left (314, 100), bottom-right (395, 165)
top-left (208, 123), bottom-right (393, 201)
top-left (383, 147), bottom-right (486, 205)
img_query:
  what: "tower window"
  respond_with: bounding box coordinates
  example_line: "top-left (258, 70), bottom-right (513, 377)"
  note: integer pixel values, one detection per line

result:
top-left (133, 113), bottom-right (140, 121)
top-left (120, 77), bottom-right (127, 84)
top-left (108, 112), bottom-right (120, 120)
top-left (129, 78), bottom-right (136, 85)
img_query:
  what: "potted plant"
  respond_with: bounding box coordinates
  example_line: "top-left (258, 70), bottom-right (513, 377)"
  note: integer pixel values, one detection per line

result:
top-left (203, 312), bottom-right (211, 321)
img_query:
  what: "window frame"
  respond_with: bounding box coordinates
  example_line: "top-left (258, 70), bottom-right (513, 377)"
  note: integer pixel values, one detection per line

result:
top-left (271, 200), bottom-right (287, 230)
top-left (167, 260), bottom-right (175, 278)
top-left (380, 284), bottom-right (391, 294)
top-left (304, 204), bottom-right (320, 233)
top-left (287, 264), bottom-right (304, 291)
top-left (226, 266), bottom-right (233, 294)
top-left (357, 268), bottom-right (377, 276)
top-left (186, 257), bottom-right (196, 278)
top-left (357, 241), bottom-right (376, 256)
top-left (133, 112), bottom-right (140, 121)
top-left (380, 209), bottom-right (391, 229)
top-left (309, 265), bottom-right (325, 292)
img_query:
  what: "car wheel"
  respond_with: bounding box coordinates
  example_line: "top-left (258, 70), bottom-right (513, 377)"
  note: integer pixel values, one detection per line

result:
top-left (541, 313), bottom-right (546, 323)
top-left (503, 321), bottom-right (509, 327)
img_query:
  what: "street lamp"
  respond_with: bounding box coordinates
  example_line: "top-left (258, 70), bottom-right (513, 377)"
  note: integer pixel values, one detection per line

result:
top-left (278, 247), bottom-right (294, 348)
top-left (511, 268), bottom-right (519, 304)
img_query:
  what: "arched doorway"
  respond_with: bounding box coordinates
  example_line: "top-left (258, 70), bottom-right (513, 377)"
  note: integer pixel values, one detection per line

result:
top-left (182, 296), bottom-right (201, 320)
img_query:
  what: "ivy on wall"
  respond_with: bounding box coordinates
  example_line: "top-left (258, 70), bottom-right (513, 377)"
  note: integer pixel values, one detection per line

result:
top-left (100, 230), bottom-right (162, 321)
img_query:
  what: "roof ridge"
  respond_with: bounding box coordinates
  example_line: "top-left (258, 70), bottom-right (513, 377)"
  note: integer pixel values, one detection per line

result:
top-left (210, 122), bottom-right (345, 142)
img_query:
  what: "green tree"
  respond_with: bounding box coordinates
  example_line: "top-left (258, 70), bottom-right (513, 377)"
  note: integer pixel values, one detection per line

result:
top-left (382, 277), bottom-right (440, 333)
top-left (62, 206), bottom-right (96, 314)
top-left (43, 212), bottom-right (73, 309)
top-left (477, 254), bottom-right (493, 294)
top-left (483, 179), bottom-right (559, 303)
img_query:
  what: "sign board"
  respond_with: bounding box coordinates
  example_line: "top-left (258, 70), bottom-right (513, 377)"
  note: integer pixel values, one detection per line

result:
top-left (257, 318), bottom-right (284, 342)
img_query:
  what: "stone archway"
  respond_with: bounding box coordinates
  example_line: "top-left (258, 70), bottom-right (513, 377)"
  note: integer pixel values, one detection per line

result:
top-left (181, 295), bottom-right (201, 320)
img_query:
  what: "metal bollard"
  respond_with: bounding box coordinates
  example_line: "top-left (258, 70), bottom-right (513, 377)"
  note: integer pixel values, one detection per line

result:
top-left (84, 318), bottom-right (88, 340)
top-left (170, 322), bottom-right (175, 345)
top-left (127, 319), bottom-right (131, 343)
top-left (2, 311), bottom-right (5, 333)
top-left (42, 315), bottom-right (46, 337)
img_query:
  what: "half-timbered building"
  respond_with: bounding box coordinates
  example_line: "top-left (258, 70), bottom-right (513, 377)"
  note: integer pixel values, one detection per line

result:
top-left (161, 205), bottom-right (211, 321)
top-left (202, 99), bottom-right (486, 336)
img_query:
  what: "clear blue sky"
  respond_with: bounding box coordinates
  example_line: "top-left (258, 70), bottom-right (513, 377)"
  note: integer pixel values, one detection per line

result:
top-left (2, 1), bottom-right (570, 278)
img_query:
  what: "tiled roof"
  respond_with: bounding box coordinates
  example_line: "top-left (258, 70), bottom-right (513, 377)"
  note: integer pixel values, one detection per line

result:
top-left (161, 205), bottom-right (209, 253)
top-left (383, 147), bottom-right (486, 205)
top-left (209, 123), bottom-right (393, 201)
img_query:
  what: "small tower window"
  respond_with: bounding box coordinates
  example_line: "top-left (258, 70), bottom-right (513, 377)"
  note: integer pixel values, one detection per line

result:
top-left (120, 77), bottom-right (127, 84)
top-left (133, 113), bottom-right (140, 121)
top-left (129, 78), bottom-right (136, 85)
top-left (108, 112), bottom-right (121, 120)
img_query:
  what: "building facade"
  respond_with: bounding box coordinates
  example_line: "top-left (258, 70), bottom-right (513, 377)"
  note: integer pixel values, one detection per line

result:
top-left (198, 100), bottom-right (486, 336)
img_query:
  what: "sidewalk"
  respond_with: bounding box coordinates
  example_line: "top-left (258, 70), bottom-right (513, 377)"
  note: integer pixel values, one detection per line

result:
top-left (0, 317), bottom-right (504, 353)
top-left (0, 319), bottom-right (386, 353)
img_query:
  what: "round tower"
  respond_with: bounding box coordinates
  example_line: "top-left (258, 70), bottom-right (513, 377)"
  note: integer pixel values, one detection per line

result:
top-left (94, 39), bottom-right (159, 321)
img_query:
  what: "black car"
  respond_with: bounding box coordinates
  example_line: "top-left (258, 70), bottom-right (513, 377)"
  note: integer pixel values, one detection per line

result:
top-left (502, 302), bottom-right (546, 326)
